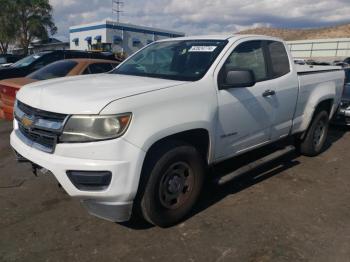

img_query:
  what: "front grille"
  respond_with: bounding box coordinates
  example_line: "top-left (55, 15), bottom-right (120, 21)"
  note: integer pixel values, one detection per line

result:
top-left (16, 100), bottom-right (68, 153)
top-left (17, 100), bottom-right (66, 122)
top-left (19, 125), bottom-right (57, 150)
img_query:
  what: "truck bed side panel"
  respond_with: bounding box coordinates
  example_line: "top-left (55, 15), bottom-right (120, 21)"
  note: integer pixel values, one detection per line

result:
top-left (291, 70), bottom-right (344, 134)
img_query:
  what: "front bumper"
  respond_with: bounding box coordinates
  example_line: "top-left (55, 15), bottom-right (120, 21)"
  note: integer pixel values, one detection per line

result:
top-left (10, 124), bottom-right (146, 222)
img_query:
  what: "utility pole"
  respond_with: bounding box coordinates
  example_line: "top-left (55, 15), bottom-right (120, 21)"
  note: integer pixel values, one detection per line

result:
top-left (112, 0), bottom-right (125, 55)
top-left (112, 0), bottom-right (124, 24)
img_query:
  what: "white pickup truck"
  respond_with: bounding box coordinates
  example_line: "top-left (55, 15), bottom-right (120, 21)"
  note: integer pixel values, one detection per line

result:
top-left (11, 35), bottom-right (345, 227)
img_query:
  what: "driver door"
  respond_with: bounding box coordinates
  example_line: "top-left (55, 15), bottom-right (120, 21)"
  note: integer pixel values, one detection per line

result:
top-left (215, 40), bottom-right (276, 160)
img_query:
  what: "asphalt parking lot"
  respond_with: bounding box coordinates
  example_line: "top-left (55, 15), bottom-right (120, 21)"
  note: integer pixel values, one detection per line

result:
top-left (1, 119), bottom-right (350, 262)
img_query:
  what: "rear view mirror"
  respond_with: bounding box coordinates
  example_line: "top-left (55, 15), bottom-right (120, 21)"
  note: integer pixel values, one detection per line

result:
top-left (220, 69), bottom-right (256, 89)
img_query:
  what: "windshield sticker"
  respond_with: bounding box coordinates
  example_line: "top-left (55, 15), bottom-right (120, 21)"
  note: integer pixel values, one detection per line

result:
top-left (33, 55), bottom-right (41, 59)
top-left (189, 46), bottom-right (217, 52)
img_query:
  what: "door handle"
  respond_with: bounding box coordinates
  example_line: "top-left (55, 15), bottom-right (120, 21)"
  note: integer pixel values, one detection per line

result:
top-left (262, 89), bottom-right (276, 97)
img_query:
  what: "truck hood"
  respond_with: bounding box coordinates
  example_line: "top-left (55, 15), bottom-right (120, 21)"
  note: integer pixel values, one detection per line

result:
top-left (17, 74), bottom-right (186, 114)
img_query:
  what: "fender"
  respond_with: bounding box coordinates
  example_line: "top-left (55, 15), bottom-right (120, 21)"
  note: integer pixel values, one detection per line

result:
top-left (100, 77), bottom-right (218, 163)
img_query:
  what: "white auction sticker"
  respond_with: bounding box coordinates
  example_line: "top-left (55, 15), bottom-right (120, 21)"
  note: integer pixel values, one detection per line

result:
top-left (189, 46), bottom-right (217, 52)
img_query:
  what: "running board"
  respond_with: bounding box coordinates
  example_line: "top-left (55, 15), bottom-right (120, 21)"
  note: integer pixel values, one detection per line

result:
top-left (215, 145), bottom-right (295, 186)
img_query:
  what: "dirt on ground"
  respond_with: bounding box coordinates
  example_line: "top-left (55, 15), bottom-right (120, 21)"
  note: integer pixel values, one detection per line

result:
top-left (0, 120), bottom-right (350, 262)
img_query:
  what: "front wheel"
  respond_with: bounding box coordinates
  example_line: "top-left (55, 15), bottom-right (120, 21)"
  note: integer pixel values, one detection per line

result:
top-left (138, 141), bottom-right (205, 227)
top-left (298, 110), bottom-right (329, 156)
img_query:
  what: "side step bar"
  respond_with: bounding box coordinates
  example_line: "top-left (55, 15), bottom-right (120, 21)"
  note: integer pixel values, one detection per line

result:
top-left (216, 145), bottom-right (296, 186)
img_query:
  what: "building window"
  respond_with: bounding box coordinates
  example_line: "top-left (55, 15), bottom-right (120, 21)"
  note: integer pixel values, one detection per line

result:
top-left (85, 36), bottom-right (92, 46)
top-left (72, 38), bottom-right (79, 46)
top-left (132, 37), bottom-right (141, 46)
top-left (94, 35), bottom-right (102, 43)
top-left (113, 35), bottom-right (123, 44)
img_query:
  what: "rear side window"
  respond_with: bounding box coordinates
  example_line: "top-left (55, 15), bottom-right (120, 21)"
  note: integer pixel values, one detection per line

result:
top-left (267, 41), bottom-right (290, 78)
top-left (224, 41), bottom-right (268, 82)
top-left (86, 63), bottom-right (114, 74)
top-left (28, 60), bottom-right (78, 80)
top-left (38, 52), bottom-right (64, 66)
top-left (65, 52), bottom-right (90, 59)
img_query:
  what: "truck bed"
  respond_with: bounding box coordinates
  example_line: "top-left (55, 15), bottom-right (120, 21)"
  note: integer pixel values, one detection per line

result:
top-left (296, 64), bottom-right (342, 74)
top-left (292, 64), bottom-right (345, 135)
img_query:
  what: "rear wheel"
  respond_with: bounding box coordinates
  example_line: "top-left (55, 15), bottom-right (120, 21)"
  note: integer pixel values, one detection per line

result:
top-left (298, 110), bottom-right (329, 156)
top-left (138, 141), bottom-right (205, 227)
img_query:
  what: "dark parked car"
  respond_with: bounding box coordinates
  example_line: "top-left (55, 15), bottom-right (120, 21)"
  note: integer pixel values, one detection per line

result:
top-left (0, 50), bottom-right (117, 81)
top-left (0, 54), bottom-right (25, 67)
top-left (334, 68), bottom-right (350, 125)
top-left (344, 57), bottom-right (350, 64)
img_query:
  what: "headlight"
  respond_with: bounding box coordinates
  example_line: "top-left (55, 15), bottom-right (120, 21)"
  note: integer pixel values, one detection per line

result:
top-left (60, 113), bottom-right (132, 143)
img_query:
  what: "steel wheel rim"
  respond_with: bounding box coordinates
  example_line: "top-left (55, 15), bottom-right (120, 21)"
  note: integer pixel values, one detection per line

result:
top-left (159, 161), bottom-right (195, 210)
top-left (313, 119), bottom-right (326, 147)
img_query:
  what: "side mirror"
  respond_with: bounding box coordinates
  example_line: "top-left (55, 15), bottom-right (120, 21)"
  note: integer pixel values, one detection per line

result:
top-left (220, 69), bottom-right (256, 89)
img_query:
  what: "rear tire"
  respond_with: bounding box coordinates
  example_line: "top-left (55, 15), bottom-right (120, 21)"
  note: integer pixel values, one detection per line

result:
top-left (298, 110), bottom-right (329, 156)
top-left (138, 141), bottom-right (205, 227)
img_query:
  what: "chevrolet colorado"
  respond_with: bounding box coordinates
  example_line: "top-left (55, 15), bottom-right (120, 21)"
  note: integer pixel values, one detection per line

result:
top-left (11, 35), bottom-right (345, 227)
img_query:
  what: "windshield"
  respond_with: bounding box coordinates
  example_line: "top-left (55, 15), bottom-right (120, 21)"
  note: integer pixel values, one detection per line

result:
top-left (28, 60), bottom-right (78, 80)
top-left (111, 40), bottom-right (228, 81)
top-left (11, 52), bottom-right (49, 68)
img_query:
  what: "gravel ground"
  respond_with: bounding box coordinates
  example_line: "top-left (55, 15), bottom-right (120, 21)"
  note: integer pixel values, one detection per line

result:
top-left (0, 119), bottom-right (350, 262)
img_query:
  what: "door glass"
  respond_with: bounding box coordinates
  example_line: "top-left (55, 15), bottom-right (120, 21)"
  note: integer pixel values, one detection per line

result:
top-left (267, 41), bottom-right (290, 78)
top-left (39, 52), bottom-right (64, 66)
top-left (88, 63), bottom-right (113, 74)
top-left (224, 41), bottom-right (268, 82)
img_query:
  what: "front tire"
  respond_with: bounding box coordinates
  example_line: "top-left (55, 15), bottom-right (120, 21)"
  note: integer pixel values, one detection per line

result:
top-left (139, 141), bottom-right (205, 227)
top-left (298, 110), bottom-right (329, 156)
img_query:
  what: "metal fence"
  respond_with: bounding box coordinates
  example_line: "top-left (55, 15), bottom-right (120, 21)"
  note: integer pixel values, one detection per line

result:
top-left (287, 38), bottom-right (350, 59)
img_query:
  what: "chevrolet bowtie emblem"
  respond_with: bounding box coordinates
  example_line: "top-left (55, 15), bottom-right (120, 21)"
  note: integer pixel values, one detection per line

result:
top-left (21, 115), bottom-right (34, 128)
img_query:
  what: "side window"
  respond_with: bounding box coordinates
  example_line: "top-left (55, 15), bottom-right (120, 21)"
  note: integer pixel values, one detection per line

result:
top-left (38, 52), bottom-right (64, 66)
top-left (224, 41), bottom-right (268, 82)
top-left (28, 60), bottom-right (78, 80)
top-left (86, 63), bottom-right (113, 74)
top-left (267, 41), bottom-right (290, 78)
top-left (82, 67), bottom-right (90, 75)
top-left (65, 52), bottom-right (89, 59)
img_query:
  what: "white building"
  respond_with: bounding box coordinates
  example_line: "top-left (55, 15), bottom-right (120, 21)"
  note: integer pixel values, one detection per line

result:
top-left (69, 20), bottom-right (185, 56)
top-left (287, 38), bottom-right (350, 60)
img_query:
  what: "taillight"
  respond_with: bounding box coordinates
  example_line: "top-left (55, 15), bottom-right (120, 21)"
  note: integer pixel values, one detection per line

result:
top-left (0, 84), bottom-right (17, 97)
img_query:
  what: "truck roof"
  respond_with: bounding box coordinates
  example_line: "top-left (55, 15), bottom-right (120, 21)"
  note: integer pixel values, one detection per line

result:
top-left (159, 34), bottom-right (283, 42)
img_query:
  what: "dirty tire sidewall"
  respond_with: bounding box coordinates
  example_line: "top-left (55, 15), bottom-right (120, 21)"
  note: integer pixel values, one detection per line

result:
top-left (299, 110), bottom-right (329, 157)
top-left (140, 142), bottom-right (205, 227)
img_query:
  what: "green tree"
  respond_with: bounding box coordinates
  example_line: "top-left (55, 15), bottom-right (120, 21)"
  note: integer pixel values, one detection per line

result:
top-left (16, 0), bottom-right (57, 55)
top-left (0, 0), bottom-right (18, 54)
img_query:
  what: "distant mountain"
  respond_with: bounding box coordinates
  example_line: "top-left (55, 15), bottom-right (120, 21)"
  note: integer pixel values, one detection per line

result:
top-left (238, 23), bottom-right (350, 41)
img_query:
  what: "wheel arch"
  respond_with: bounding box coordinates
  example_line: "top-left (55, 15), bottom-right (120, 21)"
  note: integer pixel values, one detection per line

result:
top-left (300, 98), bottom-right (334, 140)
top-left (143, 128), bottom-right (211, 166)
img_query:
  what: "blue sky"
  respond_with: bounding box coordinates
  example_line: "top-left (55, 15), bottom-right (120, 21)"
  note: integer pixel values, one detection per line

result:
top-left (50, 0), bottom-right (350, 41)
